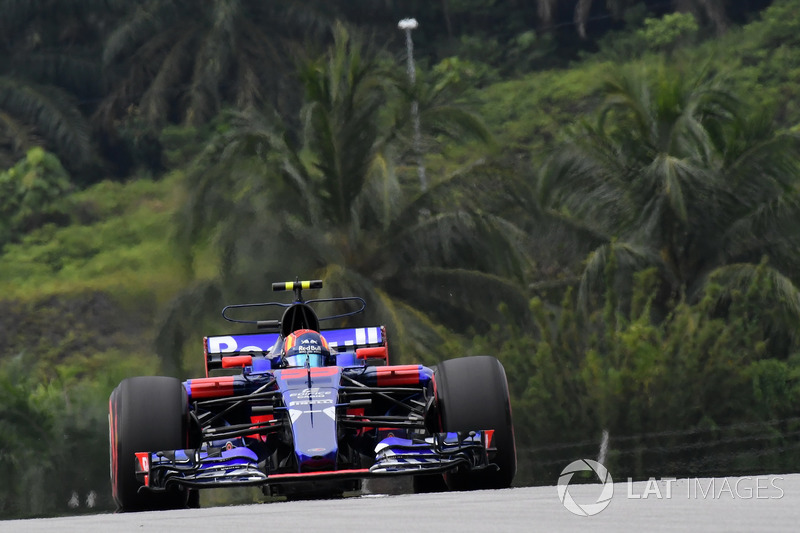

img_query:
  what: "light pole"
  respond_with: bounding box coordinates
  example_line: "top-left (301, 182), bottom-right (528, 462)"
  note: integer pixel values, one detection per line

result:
top-left (398, 17), bottom-right (427, 192)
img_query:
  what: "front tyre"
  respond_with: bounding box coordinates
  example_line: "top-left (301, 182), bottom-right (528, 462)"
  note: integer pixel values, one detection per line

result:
top-left (109, 376), bottom-right (190, 511)
top-left (435, 356), bottom-right (516, 490)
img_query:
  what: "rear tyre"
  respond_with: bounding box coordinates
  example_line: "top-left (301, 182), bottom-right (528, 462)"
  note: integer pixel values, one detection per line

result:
top-left (109, 376), bottom-right (190, 511)
top-left (435, 356), bottom-right (516, 490)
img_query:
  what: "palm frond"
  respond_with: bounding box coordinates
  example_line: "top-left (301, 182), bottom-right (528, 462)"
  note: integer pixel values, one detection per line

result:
top-left (598, 63), bottom-right (652, 139)
top-left (185, 0), bottom-right (244, 125)
top-left (140, 32), bottom-right (195, 125)
top-left (577, 240), bottom-right (660, 313)
top-left (420, 104), bottom-right (492, 145)
top-left (103, 0), bottom-right (181, 66)
top-left (407, 267), bottom-right (534, 330)
top-left (12, 53), bottom-right (103, 97)
top-left (701, 262), bottom-right (800, 332)
top-left (0, 108), bottom-right (31, 154)
top-left (390, 208), bottom-right (534, 283)
top-left (718, 188), bottom-right (800, 263)
top-left (537, 142), bottom-right (637, 237)
top-left (724, 116), bottom-right (800, 204)
top-left (0, 77), bottom-right (93, 169)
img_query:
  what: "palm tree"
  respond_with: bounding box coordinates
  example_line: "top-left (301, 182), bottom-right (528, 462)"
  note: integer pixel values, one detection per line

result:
top-left (535, 0), bottom-right (728, 39)
top-left (96, 0), bottom-right (332, 130)
top-left (537, 61), bottom-right (800, 324)
top-left (159, 23), bottom-right (534, 374)
top-left (0, 0), bottom-right (107, 173)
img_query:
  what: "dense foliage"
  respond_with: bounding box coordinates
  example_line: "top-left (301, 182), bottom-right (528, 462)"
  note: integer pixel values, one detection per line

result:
top-left (1, 0), bottom-right (799, 519)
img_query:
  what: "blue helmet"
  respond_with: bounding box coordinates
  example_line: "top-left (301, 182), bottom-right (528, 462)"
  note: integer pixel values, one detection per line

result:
top-left (283, 329), bottom-right (332, 367)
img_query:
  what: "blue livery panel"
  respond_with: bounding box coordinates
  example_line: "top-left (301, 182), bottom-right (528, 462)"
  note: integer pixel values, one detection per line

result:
top-left (204, 326), bottom-right (386, 373)
top-left (205, 326), bottom-right (384, 355)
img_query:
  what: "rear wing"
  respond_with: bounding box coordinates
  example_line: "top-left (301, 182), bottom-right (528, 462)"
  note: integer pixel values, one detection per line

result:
top-left (204, 326), bottom-right (387, 375)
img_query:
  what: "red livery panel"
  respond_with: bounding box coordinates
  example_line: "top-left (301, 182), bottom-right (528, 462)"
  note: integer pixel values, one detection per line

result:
top-left (375, 365), bottom-right (421, 386)
top-left (222, 355), bottom-right (253, 368)
top-left (265, 468), bottom-right (371, 481)
top-left (189, 376), bottom-right (235, 399)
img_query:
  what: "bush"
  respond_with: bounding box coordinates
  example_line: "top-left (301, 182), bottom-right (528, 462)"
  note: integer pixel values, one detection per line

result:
top-left (637, 12), bottom-right (699, 54)
top-left (0, 148), bottom-right (73, 248)
top-left (449, 267), bottom-right (800, 486)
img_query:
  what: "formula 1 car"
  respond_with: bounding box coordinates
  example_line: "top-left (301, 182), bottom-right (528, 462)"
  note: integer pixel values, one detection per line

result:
top-left (109, 280), bottom-right (516, 511)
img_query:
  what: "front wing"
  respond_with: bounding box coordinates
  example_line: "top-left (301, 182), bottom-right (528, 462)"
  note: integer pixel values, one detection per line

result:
top-left (135, 431), bottom-right (497, 492)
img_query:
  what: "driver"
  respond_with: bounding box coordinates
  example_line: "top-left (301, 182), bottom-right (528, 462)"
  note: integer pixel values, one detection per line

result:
top-left (282, 329), bottom-right (333, 367)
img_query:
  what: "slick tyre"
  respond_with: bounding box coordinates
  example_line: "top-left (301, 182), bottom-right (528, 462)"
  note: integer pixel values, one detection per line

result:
top-left (435, 356), bottom-right (516, 490)
top-left (109, 376), bottom-right (190, 511)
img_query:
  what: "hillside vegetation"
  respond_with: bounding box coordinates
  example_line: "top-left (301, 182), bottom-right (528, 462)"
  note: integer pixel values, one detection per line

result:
top-left (2, 0), bottom-right (800, 518)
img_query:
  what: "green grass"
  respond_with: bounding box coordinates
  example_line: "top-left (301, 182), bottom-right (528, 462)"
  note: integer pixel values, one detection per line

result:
top-left (476, 61), bottom-right (611, 158)
top-left (0, 173), bottom-right (190, 304)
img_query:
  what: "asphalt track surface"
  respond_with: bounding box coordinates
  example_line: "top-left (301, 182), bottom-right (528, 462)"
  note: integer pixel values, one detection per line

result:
top-left (3, 474), bottom-right (798, 532)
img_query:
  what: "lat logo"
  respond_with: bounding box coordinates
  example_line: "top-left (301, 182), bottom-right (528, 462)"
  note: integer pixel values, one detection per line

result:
top-left (557, 459), bottom-right (614, 516)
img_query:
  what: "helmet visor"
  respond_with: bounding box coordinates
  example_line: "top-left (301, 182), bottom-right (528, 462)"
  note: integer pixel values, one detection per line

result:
top-left (285, 353), bottom-right (325, 368)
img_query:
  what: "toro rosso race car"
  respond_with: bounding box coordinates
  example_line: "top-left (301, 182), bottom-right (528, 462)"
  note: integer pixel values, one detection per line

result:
top-left (109, 280), bottom-right (516, 511)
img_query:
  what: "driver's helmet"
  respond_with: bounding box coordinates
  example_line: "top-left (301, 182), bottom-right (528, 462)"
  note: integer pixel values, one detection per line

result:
top-left (283, 329), bottom-right (332, 367)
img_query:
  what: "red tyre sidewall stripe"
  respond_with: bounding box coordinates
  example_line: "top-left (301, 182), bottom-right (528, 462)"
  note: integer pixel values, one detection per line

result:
top-left (109, 396), bottom-right (118, 500)
top-left (432, 372), bottom-right (443, 431)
